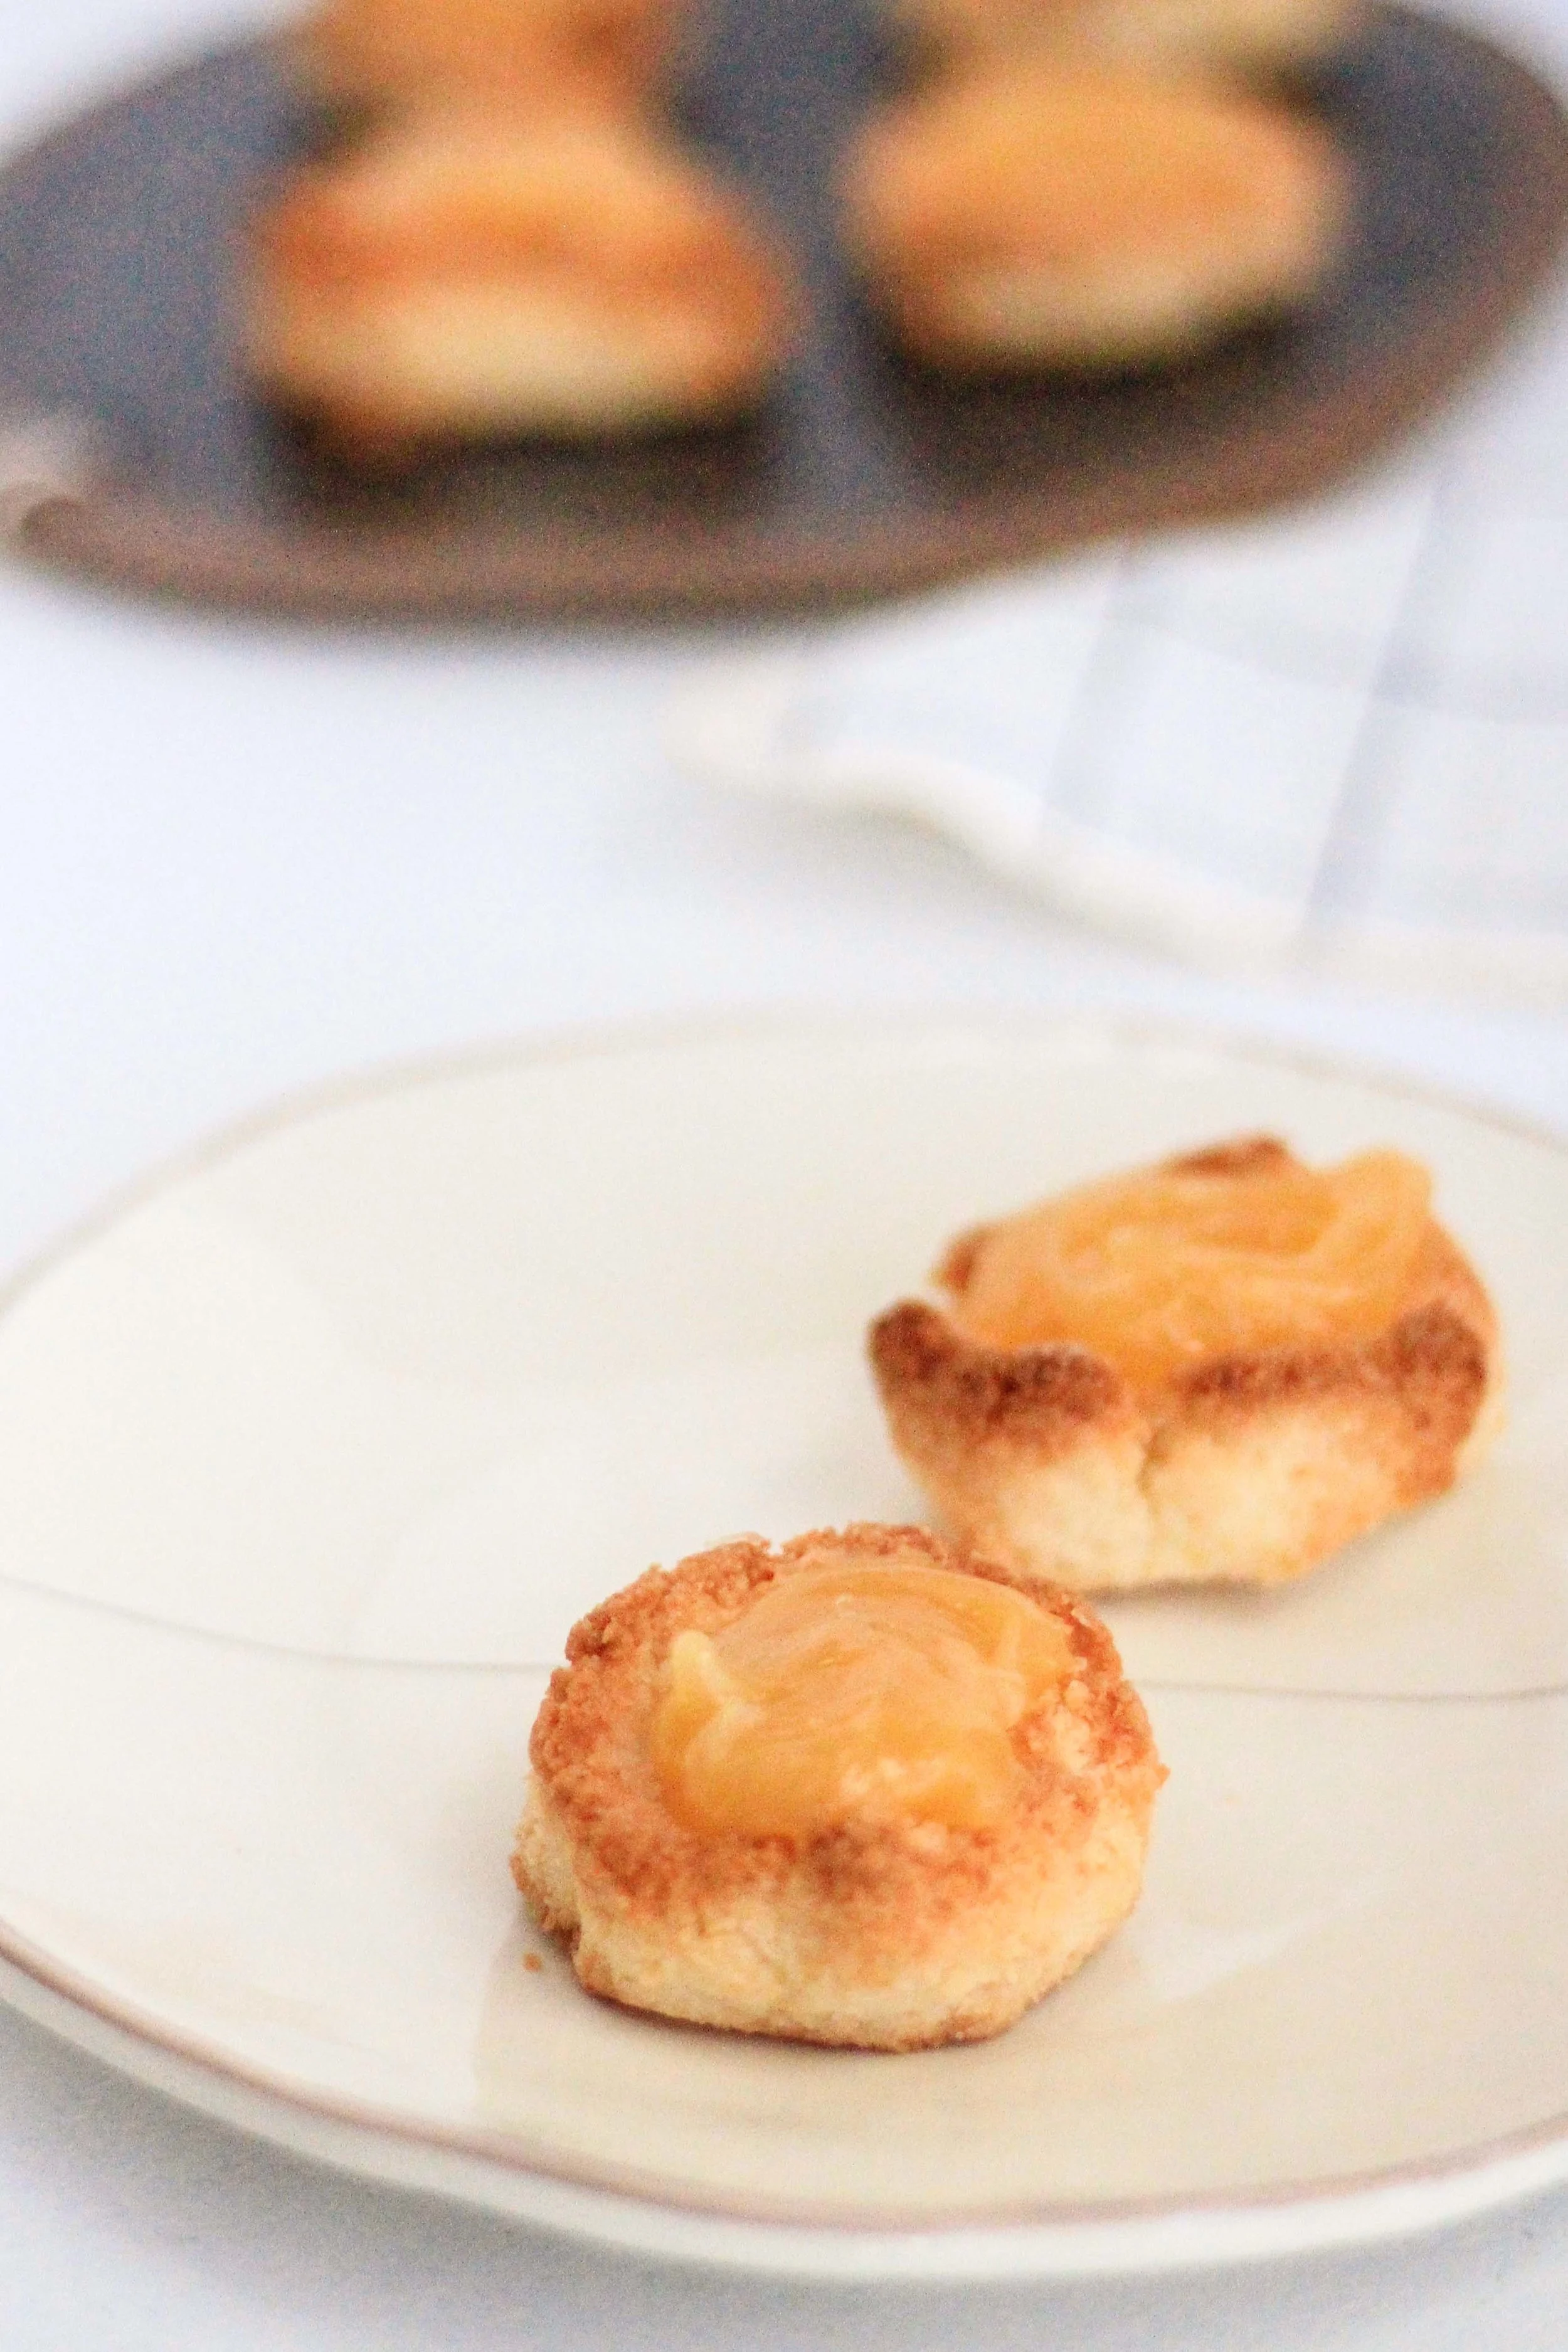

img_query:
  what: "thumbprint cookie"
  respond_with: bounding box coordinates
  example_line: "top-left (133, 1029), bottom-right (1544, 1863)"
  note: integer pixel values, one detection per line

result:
top-left (870, 1136), bottom-right (1502, 1591)
top-left (840, 63), bottom-right (1350, 371)
top-left (514, 1523), bottom-right (1163, 2047)
top-left (243, 111), bottom-right (799, 456)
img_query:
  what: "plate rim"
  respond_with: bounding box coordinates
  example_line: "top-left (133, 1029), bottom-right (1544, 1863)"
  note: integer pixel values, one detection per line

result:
top-left (2, 1004), bottom-right (1567, 2277)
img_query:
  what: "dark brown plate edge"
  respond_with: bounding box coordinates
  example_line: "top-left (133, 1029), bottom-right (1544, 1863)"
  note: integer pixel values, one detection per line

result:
top-left (12, 4), bottom-right (1568, 623)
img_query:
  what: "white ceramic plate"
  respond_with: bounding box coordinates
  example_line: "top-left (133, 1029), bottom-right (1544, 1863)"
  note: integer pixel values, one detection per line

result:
top-left (3, 1017), bottom-right (1567, 2280)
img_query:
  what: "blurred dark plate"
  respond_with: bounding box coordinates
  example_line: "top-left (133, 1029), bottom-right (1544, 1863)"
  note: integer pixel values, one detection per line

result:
top-left (1, 1), bottom-right (1565, 619)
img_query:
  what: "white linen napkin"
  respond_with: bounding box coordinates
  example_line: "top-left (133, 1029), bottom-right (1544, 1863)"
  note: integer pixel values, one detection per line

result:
top-left (667, 264), bottom-right (1568, 1000)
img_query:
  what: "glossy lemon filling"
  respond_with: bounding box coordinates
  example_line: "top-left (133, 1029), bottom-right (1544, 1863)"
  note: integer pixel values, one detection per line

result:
top-left (950, 1148), bottom-right (1431, 1390)
top-left (650, 1554), bottom-right (1070, 1836)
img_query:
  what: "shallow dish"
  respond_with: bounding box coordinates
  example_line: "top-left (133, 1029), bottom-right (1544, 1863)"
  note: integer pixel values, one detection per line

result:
top-left (1, 6), bottom-right (1565, 615)
top-left (1, 1015), bottom-right (1567, 2276)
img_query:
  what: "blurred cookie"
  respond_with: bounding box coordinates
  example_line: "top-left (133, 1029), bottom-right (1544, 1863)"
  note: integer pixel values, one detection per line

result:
top-left (243, 111), bottom-right (799, 454)
top-left (291, 0), bottom-right (692, 118)
top-left (841, 61), bottom-right (1351, 371)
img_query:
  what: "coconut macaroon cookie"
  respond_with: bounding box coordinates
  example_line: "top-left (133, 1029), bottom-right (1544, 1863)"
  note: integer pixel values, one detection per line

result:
top-left (514, 1525), bottom-right (1162, 2048)
top-left (888, 0), bottom-right (1363, 78)
top-left (840, 63), bottom-right (1351, 372)
top-left (870, 1137), bottom-right (1503, 1592)
top-left (243, 112), bottom-right (800, 455)
top-left (292, 0), bottom-right (692, 118)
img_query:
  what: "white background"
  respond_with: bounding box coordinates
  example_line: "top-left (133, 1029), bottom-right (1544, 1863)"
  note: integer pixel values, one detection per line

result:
top-left (4, 1), bottom-right (1568, 2341)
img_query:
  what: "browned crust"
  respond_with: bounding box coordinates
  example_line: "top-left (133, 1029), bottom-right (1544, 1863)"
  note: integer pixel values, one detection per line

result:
top-left (873, 1298), bottom-right (1134, 1457)
top-left (513, 1524), bottom-right (1163, 2047)
top-left (869, 1138), bottom-right (1503, 1591)
top-left (1162, 1132), bottom-right (1296, 1180)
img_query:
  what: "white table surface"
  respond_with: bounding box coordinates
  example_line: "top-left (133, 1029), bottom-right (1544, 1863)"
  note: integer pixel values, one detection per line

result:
top-left (5, 3), bottom-right (1568, 2341)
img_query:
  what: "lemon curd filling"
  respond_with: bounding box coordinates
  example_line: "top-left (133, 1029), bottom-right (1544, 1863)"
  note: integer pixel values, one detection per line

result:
top-left (950, 1148), bottom-right (1432, 1391)
top-left (649, 1554), bottom-right (1071, 1838)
